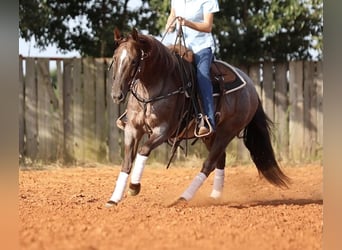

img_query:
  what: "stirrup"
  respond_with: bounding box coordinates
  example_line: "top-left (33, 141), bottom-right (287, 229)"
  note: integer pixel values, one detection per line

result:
top-left (116, 110), bottom-right (127, 130)
top-left (194, 114), bottom-right (214, 138)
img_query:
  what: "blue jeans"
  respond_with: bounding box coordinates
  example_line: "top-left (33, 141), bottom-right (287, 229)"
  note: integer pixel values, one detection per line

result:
top-left (194, 47), bottom-right (215, 129)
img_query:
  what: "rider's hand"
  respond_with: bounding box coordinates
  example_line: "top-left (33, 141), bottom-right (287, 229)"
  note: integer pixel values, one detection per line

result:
top-left (177, 16), bottom-right (187, 26)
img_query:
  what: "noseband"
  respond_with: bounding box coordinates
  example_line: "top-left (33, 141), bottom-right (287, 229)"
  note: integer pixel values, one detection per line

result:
top-left (108, 47), bottom-right (147, 101)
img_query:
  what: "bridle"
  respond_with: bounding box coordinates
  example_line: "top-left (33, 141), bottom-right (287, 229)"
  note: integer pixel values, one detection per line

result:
top-left (109, 41), bottom-right (185, 105)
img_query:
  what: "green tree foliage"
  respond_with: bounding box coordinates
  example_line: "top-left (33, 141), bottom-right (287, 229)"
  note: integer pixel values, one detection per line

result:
top-left (20, 0), bottom-right (322, 62)
top-left (212, 0), bottom-right (323, 64)
top-left (19, 0), bottom-right (153, 57)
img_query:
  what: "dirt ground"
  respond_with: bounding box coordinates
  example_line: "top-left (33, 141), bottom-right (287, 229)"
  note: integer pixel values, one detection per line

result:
top-left (19, 163), bottom-right (322, 250)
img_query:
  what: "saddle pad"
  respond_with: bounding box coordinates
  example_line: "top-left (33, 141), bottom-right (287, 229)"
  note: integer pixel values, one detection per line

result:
top-left (210, 60), bottom-right (246, 95)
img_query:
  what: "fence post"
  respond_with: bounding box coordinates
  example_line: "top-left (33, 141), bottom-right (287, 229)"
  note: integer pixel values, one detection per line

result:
top-left (63, 59), bottom-right (74, 163)
top-left (236, 64), bottom-right (250, 163)
top-left (249, 63), bottom-right (261, 97)
top-left (19, 56), bottom-right (25, 159)
top-left (24, 58), bottom-right (38, 161)
top-left (274, 62), bottom-right (289, 162)
top-left (106, 58), bottom-right (122, 164)
top-left (83, 57), bottom-right (97, 162)
top-left (55, 60), bottom-right (64, 161)
top-left (315, 61), bottom-right (323, 159)
top-left (262, 61), bottom-right (274, 122)
top-left (303, 61), bottom-right (315, 161)
top-left (95, 58), bottom-right (107, 162)
top-left (289, 61), bottom-right (304, 162)
top-left (72, 58), bottom-right (84, 162)
top-left (37, 58), bottom-right (58, 161)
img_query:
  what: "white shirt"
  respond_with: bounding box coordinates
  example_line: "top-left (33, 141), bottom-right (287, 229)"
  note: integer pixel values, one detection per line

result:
top-left (171, 0), bottom-right (220, 53)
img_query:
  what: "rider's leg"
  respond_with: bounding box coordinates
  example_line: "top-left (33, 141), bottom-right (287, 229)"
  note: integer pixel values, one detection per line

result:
top-left (194, 47), bottom-right (215, 136)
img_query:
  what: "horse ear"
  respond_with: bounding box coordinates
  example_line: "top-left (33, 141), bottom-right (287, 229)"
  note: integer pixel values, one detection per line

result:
top-left (114, 27), bottom-right (122, 41)
top-left (131, 28), bottom-right (139, 41)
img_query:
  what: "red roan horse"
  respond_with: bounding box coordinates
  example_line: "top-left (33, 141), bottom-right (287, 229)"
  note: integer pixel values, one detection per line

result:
top-left (106, 28), bottom-right (290, 207)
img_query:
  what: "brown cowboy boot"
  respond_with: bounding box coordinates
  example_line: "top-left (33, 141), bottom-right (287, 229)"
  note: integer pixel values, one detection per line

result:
top-left (196, 114), bottom-right (214, 137)
top-left (198, 126), bottom-right (210, 136)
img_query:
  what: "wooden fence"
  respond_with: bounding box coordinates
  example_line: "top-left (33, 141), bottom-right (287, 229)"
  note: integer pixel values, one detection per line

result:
top-left (19, 56), bottom-right (323, 165)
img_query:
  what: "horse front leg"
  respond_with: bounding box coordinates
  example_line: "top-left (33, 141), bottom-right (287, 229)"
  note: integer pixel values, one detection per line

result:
top-left (106, 127), bottom-right (143, 207)
top-left (127, 127), bottom-right (169, 197)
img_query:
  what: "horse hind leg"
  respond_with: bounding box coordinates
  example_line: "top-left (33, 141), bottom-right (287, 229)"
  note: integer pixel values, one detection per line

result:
top-left (177, 153), bottom-right (226, 202)
top-left (170, 133), bottom-right (235, 205)
top-left (210, 152), bottom-right (226, 199)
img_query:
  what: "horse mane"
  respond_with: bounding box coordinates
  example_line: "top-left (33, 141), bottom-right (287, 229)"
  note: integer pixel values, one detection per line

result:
top-left (131, 33), bottom-right (180, 74)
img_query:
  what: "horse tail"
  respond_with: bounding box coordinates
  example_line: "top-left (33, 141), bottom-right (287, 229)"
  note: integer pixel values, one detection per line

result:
top-left (242, 99), bottom-right (291, 188)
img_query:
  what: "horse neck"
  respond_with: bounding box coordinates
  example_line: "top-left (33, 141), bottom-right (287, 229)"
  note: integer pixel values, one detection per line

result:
top-left (139, 40), bottom-right (176, 82)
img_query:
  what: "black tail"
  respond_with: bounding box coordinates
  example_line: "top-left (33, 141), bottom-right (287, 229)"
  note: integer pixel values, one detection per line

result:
top-left (243, 99), bottom-right (290, 188)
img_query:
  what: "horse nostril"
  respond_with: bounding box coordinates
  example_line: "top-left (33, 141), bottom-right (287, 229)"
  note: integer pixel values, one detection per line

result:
top-left (111, 91), bottom-right (125, 104)
top-left (118, 92), bottom-right (124, 101)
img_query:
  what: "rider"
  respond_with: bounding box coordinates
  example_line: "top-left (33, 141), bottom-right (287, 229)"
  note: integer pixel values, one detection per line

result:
top-left (165, 0), bottom-right (220, 137)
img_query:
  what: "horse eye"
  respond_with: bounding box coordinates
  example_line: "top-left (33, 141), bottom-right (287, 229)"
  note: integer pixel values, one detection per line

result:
top-left (132, 59), bottom-right (137, 65)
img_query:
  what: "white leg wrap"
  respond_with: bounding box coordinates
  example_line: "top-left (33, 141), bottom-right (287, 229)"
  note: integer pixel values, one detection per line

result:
top-left (109, 172), bottom-right (129, 203)
top-left (180, 172), bottom-right (207, 201)
top-left (210, 168), bottom-right (225, 199)
top-left (131, 154), bottom-right (148, 184)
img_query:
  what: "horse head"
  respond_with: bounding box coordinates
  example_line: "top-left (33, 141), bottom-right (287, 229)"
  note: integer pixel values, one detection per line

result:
top-left (110, 28), bottom-right (146, 104)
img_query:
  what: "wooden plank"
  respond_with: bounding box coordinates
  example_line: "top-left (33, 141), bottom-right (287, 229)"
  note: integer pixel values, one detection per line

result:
top-left (236, 60), bottom-right (249, 170)
top-left (303, 61), bottom-right (315, 161)
top-left (315, 61), bottom-right (323, 158)
top-left (106, 58), bottom-right (122, 164)
top-left (262, 61), bottom-right (274, 122)
top-left (63, 59), bottom-right (74, 163)
top-left (95, 58), bottom-right (107, 162)
top-left (24, 58), bottom-right (38, 161)
top-left (289, 61), bottom-right (304, 162)
top-left (72, 58), bottom-right (84, 162)
top-left (37, 58), bottom-right (55, 161)
top-left (54, 60), bottom-right (64, 160)
top-left (274, 62), bottom-right (289, 162)
top-left (227, 137), bottom-right (238, 166)
top-left (235, 64), bottom-right (249, 163)
top-left (238, 64), bottom-right (248, 75)
top-left (19, 56), bottom-right (25, 159)
top-left (249, 63), bottom-right (261, 97)
top-left (83, 57), bottom-right (97, 161)
top-left (236, 136), bottom-right (249, 164)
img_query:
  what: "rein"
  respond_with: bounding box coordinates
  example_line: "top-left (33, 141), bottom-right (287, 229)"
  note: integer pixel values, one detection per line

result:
top-left (130, 82), bottom-right (184, 104)
top-left (128, 46), bottom-right (185, 105)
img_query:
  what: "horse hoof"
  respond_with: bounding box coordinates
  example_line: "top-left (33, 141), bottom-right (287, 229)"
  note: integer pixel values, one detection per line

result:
top-left (105, 200), bottom-right (117, 208)
top-left (128, 183), bottom-right (141, 196)
top-left (167, 197), bottom-right (187, 207)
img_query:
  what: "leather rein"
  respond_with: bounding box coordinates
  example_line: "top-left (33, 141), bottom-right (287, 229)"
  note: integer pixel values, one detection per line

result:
top-left (109, 44), bottom-right (185, 105)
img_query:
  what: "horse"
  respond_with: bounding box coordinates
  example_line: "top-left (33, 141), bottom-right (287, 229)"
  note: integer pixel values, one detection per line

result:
top-left (105, 28), bottom-right (290, 207)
